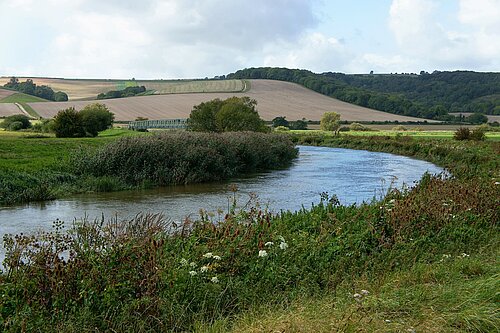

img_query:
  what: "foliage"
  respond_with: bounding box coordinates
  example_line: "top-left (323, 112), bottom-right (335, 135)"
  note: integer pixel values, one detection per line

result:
top-left (52, 104), bottom-right (114, 138)
top-left (466, 112), bottom-right (488, 124)
top-left (0, 114), bottom-right (31, 130)
top-left (52, 107), bottom-right (85, 138)
top-left (71, 131), bottom-right (298, 185)
top-left (274, 126), bottom-right (289, 132)
top-left (349, 122), bottom-right (369, 131)
top-left (31, 119), bottom-right (54, 133)
top-left (79, 103), bottom-right (115, 137)
top-left (97, 85), bottom-right (146, 99)
top-left (320, 112), bottom-right (341, 134)
top-left (188, 97), bottom-right (267, 132)
top-left (227, 67), bottom-right (500, 119)
top-left (272, 116), bottom-right (289, 128)
top-left (470, 128), bottom-right (486, 141)
top-left (392, 125), bottom-right (407, 131)
top-left (3, 77), bottom-right (68, 101)
top-left (288, 119), bottom-right (308, 130)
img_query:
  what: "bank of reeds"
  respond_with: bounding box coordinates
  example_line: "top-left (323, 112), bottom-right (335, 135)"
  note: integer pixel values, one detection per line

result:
top-left (71, 131), bottom-right (298, 185)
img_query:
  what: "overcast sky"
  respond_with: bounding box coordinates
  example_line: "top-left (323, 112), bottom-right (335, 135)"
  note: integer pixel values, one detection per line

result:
top-left (0, 0), bottom-right (499, 79)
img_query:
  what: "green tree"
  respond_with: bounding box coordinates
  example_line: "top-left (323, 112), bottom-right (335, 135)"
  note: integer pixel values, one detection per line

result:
top-left (320, 112), bottom-right (341, 135)
top-left (272, 116), bottom-right (289, 128)
top-left (52, 107), bottom-right (85, 138)
top-left (466, 113), bottom-right (488, 124)
top-left (289, 119), bottom-right (308, 130)
top-left (79, 103), bottom-right (115, 137)
top-left (188, 97), bottom-right (267, 132)
top-left (1, 114), bottom-right (31, 130)
top-left (54, 91), bottom-right (69, 101)
top-left (187, 98), bottom-right (223, 132)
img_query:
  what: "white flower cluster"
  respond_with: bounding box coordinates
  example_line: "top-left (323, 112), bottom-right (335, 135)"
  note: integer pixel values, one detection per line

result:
top-left (259, 236), bottom-right (289, 257)
top-left (182, 252), bottom-right (222, 283)
top-left (352, 289), bottom-right (370, 303)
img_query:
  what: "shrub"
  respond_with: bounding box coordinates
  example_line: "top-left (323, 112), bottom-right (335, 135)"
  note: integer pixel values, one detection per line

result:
top-left (338, 126), bottom-right (350, 132)
top-left (349, 122), bottom-right (367, 131)
top-left (31, 119), bottom-right (54, 133)
top-left (274, 126), bottom-right (289, 131)
top-left (7, 121), bottom-right (24, 131)
top-left (52, 107), bottom-right (85, 138)
top-left (470, 128), bottom-right (486, 141)
top-left (1, 114), bottom-right (31, 130)
top-left (54, 91), bottom-right (69, 101)
top-left (454, 127), bottom-right (471, 141)
top-left (392, 125), bottom-right (407, 131)
top-left (79, 103), bottom-right (115, 137)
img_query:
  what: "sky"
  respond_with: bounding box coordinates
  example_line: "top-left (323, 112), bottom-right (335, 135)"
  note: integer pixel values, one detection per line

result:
top-left (0, 0), bottom-right (499, 79)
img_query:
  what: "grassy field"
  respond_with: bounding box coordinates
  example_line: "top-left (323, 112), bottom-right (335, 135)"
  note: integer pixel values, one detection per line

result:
top-left (0, 92), bottom-right (48, 104)
top-left (0, 132), bottom-right (497, 332)
top-left (26, 80), bottom-right (430, 122)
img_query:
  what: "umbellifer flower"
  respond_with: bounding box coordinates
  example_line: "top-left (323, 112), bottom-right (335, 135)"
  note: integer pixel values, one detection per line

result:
top-left (211, 276), bottom-right (219, 283)
top-left (200, 265), bottom-right (209, 273)
top-left (180, 258), bottom-right (188, 266)
top-left (213, 255), bottom-right (222, 260)
top-left (361, 289), bottom-right (369, 296)
top-left (203, 252), bottom-right (213, 258)
top-left (258, 250), bottom-right (268, 257)
top-left (189, 271), bottom-right (197, 276)
top-left (265, 242), bottom-right (274, 247)
top-left (279, 241), bottom-right (288, 250)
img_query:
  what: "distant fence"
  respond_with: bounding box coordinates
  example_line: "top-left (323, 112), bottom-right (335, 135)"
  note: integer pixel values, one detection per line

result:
top-left (128, 118), bottom-right (187, 130)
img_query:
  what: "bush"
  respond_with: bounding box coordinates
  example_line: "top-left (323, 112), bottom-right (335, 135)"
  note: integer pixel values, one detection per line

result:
top-left (7, 121), bottom-right (24, 131)
top-left (470, 128), bottom-right (486, 141)
top-left (1, 114), bottom-right (31, 130)
top-left (338, 126), bottom-right (350, 132)
top-left (392, 125), bottom-right (407, 131)
top-left (72, 132), bottom-right (298, 185)
top-left (31, 119), bottom-right (54, 133)
top-left (54, 91), bottom-right (69, 101)
top-left (52, 104), bottom-right (114, 138)
top-left (79, 103), bottom-right (114, 137)
top-left (274, 126), bottom-right (289, 131)
top-left (454, 127), bottom-right (471, 141)
top-left (349, 122), bottom-right (367, 131)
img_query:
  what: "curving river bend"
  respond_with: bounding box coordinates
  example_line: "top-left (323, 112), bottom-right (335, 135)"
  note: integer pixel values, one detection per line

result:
top-left (0, 146), bottom-right (443, 238)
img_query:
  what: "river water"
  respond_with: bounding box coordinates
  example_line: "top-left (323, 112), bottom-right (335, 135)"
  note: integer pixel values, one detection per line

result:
top-left (0, 146), bottom-right (443, 238)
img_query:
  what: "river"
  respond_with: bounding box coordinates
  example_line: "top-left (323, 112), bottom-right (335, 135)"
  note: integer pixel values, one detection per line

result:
top-left (0, 146), bottom-right (443, 238)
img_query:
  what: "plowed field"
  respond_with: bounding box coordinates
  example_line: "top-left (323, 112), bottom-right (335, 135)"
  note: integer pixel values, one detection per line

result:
top-left (27, 80), bottom-right (430, 122)
top-left (0, 104), bottom-right (22, 117)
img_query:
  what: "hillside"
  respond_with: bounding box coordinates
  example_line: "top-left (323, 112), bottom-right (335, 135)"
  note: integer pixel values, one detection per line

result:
top-left (227, 68), bottom-right (500, 120)
top-left (27, 80), bottom-right (429, 122)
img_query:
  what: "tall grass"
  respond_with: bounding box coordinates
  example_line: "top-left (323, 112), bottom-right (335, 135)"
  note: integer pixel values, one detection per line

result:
top-left (71, 131), bottom-right (298, 185)
top-left (1, 134), bottom-right (498, 331)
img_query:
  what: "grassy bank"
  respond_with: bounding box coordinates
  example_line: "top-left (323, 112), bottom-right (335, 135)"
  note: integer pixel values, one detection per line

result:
top-left (0, 133), bottom-right (498, 332)
top-left (0, 129), bottom-right (297, 205)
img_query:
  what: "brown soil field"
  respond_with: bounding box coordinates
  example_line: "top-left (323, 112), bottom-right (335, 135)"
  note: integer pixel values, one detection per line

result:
top-left (0, 104), bottom-right (22, 118)
top-left (27, 80), bottom-right (430, 122)
top-left (0, 88), bottom-right (15, 100)
top-left (0, 77), bottom-right (244, 100)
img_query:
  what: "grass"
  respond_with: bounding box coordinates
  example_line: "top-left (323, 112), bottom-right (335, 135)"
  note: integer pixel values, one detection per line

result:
top-left (0, 92), bottom-right (48, 104)
top-left (0, 130), bottom-right (498, 332)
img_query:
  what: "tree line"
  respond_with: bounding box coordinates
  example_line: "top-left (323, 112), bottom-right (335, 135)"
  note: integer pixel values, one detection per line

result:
top-left (227, 68), bottom-right (499, 122)
top-left (97, 86), bottom-right (147, 99)
top-left (3, 77), bottom-right (68, 101)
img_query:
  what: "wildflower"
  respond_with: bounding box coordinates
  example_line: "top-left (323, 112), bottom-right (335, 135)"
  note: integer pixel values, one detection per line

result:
top-left (279, 241), bottom-right (288, 250)
top-left (213, 255), bottom-right (222, 260)
top-left (200, 265), bottom-right (209, 273)
top-left (189, 271), bottom-right (197, 276)
top-left (203, 252), bottom-right (213, 258)
top-left (180, 258), bottom-right (188, 266)
top-left (258, 250), bottom-right (268, 257)
top-left (360, 289), bottom-right (369, 296)
top-left (278, 235), bottom-right (285, 242)
top-left (385, 319), bottom-right (391, 323)
top-left (495, 182), bottom-right (500, 185)
top-left (190, 262), bottom-right (197, 268)
top-left (211, 276), bottom-right (219, 283)
top-left (353, 293), bottom-right (362, 303)
top-left (265, 241), bottom-right (274, 247)
top-left (461, 253), bottom-right (470, 258)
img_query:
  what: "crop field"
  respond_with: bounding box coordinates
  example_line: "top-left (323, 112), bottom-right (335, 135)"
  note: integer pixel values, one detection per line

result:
top-left (26, 80), bottom-right (429, 122)
top-left (0, 88), bottom-right (15, 100)
top-left (0, 77), bottom-right (246, 100)
top-left (0, 104), bottom-right (22, 117)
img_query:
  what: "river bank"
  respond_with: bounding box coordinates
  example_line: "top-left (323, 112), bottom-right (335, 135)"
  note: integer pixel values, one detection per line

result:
top-left (0, 133), bottom-right (498, 332)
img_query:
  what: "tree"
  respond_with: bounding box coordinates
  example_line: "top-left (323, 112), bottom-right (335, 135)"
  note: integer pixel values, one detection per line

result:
top-left (320, 112), bottom-right (341, 135)
top-left (272, 116), bottom-right (289, 128)
top-left (188, 97), bottom-right (267, 132)
top-left (289, 119), bottom-right (308, 130)
top-left (52, 107), bottom-right (85, 138)
top-left (54, 91), bottom-right (69, 101)
top-left (79, 103), bottom-right (115, 137)
top-left (466, 113), bottom-right (488, 124)
top-left (1, 114), bottom-right (31, 130)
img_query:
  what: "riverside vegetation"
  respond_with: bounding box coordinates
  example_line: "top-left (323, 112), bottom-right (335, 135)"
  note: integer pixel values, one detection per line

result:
top-left (0, 130), bottom-right (297, 205)
top-left (0, 131), bottom-right (498, 332)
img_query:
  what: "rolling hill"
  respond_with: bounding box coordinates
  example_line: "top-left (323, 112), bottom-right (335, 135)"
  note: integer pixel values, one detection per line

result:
top-left (26, 80), bottom-right (429, 122)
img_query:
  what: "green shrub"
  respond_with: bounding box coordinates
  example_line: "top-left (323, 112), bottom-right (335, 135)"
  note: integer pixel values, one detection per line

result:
top-left (1, 114), bottom-right (31, 130)
top-left (470, 128), bottom-right (486, 141)
top-left (7, 121), bottom-right (24, 131)
top-left (349, 122), bottom-right (367, 131)
top-left (52, 107), bottom-right (85, 138)
top-left (274, 126), bottom-right (289, 131)
top-left (71, 132), bottom-right (298, 185)
top-left (454, 127), bottom-right (471, 140)
top-left (392, 125), bottom-right (407, 131)
top-left (79, 103), bottom-right (115, 137)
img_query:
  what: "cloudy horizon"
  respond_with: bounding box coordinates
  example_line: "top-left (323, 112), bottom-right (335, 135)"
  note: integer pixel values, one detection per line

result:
top-left (1, 0), bottom-right (499, 79)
